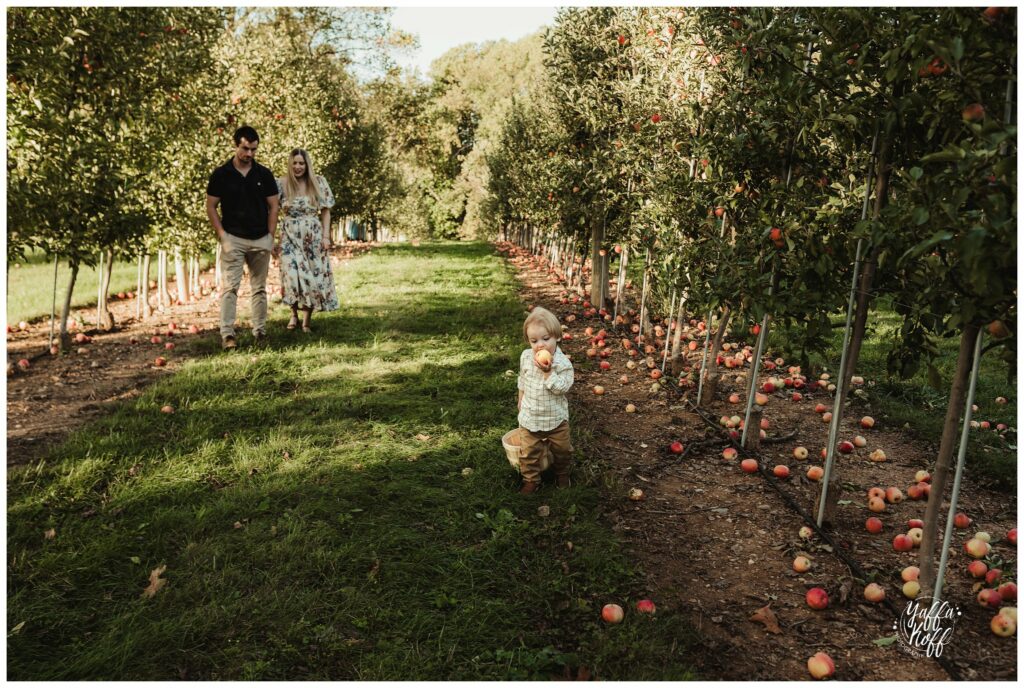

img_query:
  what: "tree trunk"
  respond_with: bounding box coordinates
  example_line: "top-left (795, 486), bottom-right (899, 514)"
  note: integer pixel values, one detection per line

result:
top-left (589, 221), bottom-right (604, 306)
top-left (97, 249), bottom-right (115, 330)
top-left (158, 250), bottom-right (170, 308)
top-left (918, 322), bottom-right (982, 598)
top-left (135, 254), bottom-right (143, 321)
top-left (141, 254), bottom-right (153, 319)
top-left (59, 260), bottom-right (80, 350)
top-left (813, 130), bottom-right (894, 525)
top-left (600, 249), bottom-right (611, 309)
top-left (699, 307), bottom-right (732, 406)
top-left (96, 250), bottom-right (105, 327)
top-left (743, 406), bottom-right (763, 451)
top-left (49, 255), bottom-right (59, 349)
top-left (174, 246), bottom-right (189, 304)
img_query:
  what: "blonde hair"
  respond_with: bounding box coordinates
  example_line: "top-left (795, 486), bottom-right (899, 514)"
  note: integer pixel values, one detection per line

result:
top-left (523, 307), bottom-right (562, 341)
top-left (281, 148), bottom-right (323, 208)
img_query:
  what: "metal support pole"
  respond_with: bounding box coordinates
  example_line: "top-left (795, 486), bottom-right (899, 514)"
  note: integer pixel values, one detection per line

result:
top-left (662, 290), bottom-right (676, 372)
top-left (932, 328), bottom-right (984, 607)
top-left (741, 302), bottom-right (773, 447)
top-left (695, 308), bottom-right (714, 403)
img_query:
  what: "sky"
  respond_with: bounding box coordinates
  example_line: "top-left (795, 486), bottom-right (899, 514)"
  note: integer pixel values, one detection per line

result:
top-left (388, 6), bottom-right (559, 76)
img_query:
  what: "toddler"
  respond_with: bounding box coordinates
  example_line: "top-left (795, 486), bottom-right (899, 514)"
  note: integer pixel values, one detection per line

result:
top-left (516, 306), bottom-right (574, 494)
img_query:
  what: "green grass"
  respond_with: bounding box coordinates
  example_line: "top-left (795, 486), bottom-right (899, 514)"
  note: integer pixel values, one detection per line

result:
top-left (6, 250), bottom-right (212, 326)
top-left (7, 241), bottom-right (698, 680)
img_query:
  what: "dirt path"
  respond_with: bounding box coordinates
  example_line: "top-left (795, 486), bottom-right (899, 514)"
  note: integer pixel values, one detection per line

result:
top-left (6, 243), bottom-right (375, 468)
top-left (502, 241), bottom-right (1017, 681)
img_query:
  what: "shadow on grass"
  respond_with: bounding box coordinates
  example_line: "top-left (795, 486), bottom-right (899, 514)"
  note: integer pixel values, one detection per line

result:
top-left (7, 240), bottom-right (701, 680)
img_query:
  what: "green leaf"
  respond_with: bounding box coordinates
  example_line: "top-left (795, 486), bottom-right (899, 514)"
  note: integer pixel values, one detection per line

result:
top-left (912, 207), bottom-right (929, 225)
top-left (952, 37), bottom-right (964, 62)
top-left (909, 166), bottom-right (923, 181)
top-left (921, 148), bottom-right (965, 164)
top-left (130, 556), bottom-right (141, 565)
top-left (873, 635), bottom-right (898, 647)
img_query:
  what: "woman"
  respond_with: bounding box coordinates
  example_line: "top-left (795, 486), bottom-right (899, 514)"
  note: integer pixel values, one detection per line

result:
top-left (275, 149), bottom-right (339, 332)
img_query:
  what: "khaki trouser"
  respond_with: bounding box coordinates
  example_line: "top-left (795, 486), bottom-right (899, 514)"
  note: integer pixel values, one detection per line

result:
top-left (519, 421), bottom-right (573, 483)
top-left (219, 232), bottom-right (273, 338)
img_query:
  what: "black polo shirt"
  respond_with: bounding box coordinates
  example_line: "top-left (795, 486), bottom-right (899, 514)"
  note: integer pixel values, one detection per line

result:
top-left (206, 158), bottom-right (278, 239)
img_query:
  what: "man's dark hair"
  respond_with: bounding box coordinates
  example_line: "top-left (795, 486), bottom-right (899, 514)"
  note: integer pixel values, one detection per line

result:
top-left (233, 126), bottom-right (260, 145)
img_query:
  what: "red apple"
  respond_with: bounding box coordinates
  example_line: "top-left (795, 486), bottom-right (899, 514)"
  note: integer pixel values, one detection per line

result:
top-left (962, 102), bottom-right (986, 122)
top-left (636, 599), bottom-right (656, 614)
top-left (151, 336), bottom-right (162, 344)
top-left (154, 357), bottom-right (167, 367)
top-left (893, 534), bottom-right (913, 552)
top-left (806, 587), bottom-right (829, 610)
top-left (997, 582), bottom-right (1017, 602)
top-left (728, 393), bottom-right (741, 404)
top-left (838, 441), bottom-right (854, 454)
top-left (967, 561), bottom-right (990, 579)
top-left (791, 392), bottom-right (802, 402)
top-left (914, 470), bottom-right (931, 483)
top-left (740, 458), bottom-right (758, 473)
top-left (907, 519), bottom-right (924, 529)
top-left (601, 603), bottom-right (624, 624)
top-left (669, 441), bottom-right (684, 454)
top-left (953, 512), bottom-right (971, 529)
top-left (978, 588), bottom-right (1003, 609)
top-left (868, 497), bottom-right (886, 513)
top-left (773, 465), bottom-right (790, 479)
top-left (793, 555), bottom-right (812, 573)
top-left (806, 466), bottom-right (824, 481)
top-left (165, 342), bottom-right (175, 350)
top-left (814, 403), bottom-right (828, 414)
top-left (160, 405), bottom-right (175, 414)
top-left (16, 358), bottom-right (30, 370)
top-left (885, 487), bottom-right (903, 504)
top-left (722, 447), bottom-right (738, 461)
top-left (901, 566), bottom-right (920, 582)
top-left (592, 385), bottom-right (605, 395)
top-left (964, 538), bottom-right (991, 558)
top-left (1009, 528), bottom-right (1017, 545)
top-left (986, 568), bottom-right (1003, 585)
top-left (865, 517), bottom-right (883, 534)
top-left (860, 416), bottom-right (875, 429)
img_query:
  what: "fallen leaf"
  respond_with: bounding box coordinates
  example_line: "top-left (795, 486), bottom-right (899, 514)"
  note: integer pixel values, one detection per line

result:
top-left (414, 433), bottom-right (431, 442)
top-left (873, 635), bottom-right (898, 647)
top-left (233, 521), bottom-right (243, 529)
top-left (43, 528), bottom-right (56, 540)
top-left (130, 556), bottom-right (141, 565)
top-left (537, 505), bottom-right (551, 517)
top-left (367, 559), bottom-right (380, 582)
top-left (838, 579), bottom-right (853, 604)
top-left (749, 604), bottom-right (782, 634)
top-left (9, 621), bottom-right (26, 636)
top-left (141, 565), bottom-right (167, 598)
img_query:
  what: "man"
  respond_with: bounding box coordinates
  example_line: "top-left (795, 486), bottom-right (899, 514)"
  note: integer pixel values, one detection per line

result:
top-left (206, 126), bottom-right (280, 349)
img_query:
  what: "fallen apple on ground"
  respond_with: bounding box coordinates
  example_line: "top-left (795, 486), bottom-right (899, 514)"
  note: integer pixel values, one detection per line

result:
top-left (740, 458), bottom-right (758, 473)
top-left (793, 556), bottom-right (812, 573)
top-left (773, 465), bottom-right (790, 478)
top-left (722, 447), bottom-right (738, 461)
top-left (978, 588), bottom-right (1003, 609)
top-left (903, 580), bottom-right (921, 598)
top-left (635, 599), bottom-right (656, 614)
top-left (792, 446), bottom-right (808, 460)
top-left (669, 441), bottom-right (684, 454)
top-left (964, 538), bottom-right (991, 558)
top-left (806, 587), bottom-right (829, 610)
top-left (991, 612), bottom-right (1017, 637)
top-left (953, 512), bottom-right (971, 529)
top-left (893, 534), bottom-right (913, 552)
top-left (806, 466), bottom-right (824, 481)
top-left (901, 566), bottom-right (920, 582)
top-left (864, 583), bottom-right (885, 603)
top-left (807, 652), bottom-right (835, 680)
top-left (865, 517), bottom-right (883, 534)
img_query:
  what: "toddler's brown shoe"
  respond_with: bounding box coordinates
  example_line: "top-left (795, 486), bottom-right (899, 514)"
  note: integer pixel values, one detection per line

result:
top-left (519, 481), bottom-right (540, 495)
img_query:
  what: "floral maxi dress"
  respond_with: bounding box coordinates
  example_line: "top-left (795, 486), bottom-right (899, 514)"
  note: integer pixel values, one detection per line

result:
top-left (277, 175), bottom-right (340, 312)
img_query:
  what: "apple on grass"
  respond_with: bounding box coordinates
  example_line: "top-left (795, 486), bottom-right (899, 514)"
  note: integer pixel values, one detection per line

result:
top-left (635, 599), bottom-right (656, 614)
top-left (160, 405), bottom-right (175, 414)
top-left (601, 603), bottom-right (624, 624)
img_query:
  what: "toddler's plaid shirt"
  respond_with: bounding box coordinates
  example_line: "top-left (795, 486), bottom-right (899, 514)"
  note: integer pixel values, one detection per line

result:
top-left (517, 346), bottom-right (574, 432)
